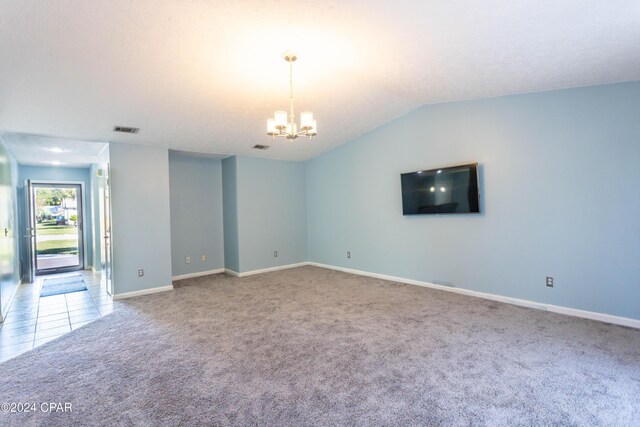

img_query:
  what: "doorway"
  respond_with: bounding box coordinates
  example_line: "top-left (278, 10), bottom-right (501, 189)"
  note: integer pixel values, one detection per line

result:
top-left (30, 183), bottom-right (85, 275)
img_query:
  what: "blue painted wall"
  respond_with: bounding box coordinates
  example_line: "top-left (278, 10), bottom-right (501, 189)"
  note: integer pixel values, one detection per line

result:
top-left (17, 165), bottom-right (94, 270)
top-left (169, 152), bottom-right (224, 277)
top-left (221, 156), bottom-right (239, 272)
top-left (236, 156), bottom-right (307, 273)
top-left (109, 142), bottom-right (172, 295)
top-left (0, 137), bottom-right (20, 321)
top-left (306, 82), bottom-right (640, 320)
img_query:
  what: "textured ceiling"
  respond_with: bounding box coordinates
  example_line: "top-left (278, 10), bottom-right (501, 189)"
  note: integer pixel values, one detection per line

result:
top-left (1, 1), bottom-right (639, 161)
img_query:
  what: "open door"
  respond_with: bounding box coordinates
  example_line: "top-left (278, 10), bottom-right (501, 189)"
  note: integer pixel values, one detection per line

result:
top-left (32, 183), bottom-right (84, 275)
top-left (23, 180), bottom-right (35, 283)
top-left (100, 165), bottom-right (113, 296)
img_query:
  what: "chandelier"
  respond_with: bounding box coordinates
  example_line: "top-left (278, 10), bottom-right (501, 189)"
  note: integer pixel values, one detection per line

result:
top-left (267, 52), bottom-right (317, 140)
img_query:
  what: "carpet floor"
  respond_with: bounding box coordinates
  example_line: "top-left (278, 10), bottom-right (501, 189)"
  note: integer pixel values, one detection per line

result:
top-left (0, 266), bottom-right (638, 426)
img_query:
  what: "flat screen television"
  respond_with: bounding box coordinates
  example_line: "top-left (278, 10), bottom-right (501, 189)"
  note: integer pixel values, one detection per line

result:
top-left (401, 163), bottom-right (480, 215)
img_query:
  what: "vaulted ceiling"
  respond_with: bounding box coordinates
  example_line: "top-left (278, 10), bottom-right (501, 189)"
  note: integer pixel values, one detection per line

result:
top-left (1, 1), bottom-right (639, 161)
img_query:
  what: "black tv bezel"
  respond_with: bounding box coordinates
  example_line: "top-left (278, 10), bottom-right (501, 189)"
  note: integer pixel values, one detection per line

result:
top-left (400, 162), bottom-right (481, 215)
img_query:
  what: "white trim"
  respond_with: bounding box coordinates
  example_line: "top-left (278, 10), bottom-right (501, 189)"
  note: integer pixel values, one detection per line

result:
top-left (172, 268), bottom-right (225, 281)
top-left (225, 262), bottom-right (309, 278)
top-left (112, 285), bottom-right (173, 300)
top-left (308, 262), bottom-right (640, 329)
top-left (224, 268), bottom-right (240, 277)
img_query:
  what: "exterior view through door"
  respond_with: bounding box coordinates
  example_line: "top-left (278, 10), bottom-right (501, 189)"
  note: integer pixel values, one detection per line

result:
top-left (31, 183), bottom-right (84, 274)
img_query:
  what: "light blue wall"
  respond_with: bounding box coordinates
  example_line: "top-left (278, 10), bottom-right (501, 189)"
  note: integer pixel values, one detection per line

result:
top-left (17, 165), bottom-right (94, 270)
top-left (0, 137), bottom-right (20, 321)
top-left (236, 156), bottom-right (307, 273)
top-left (169, 152), bottom-right (224, 277)
top-left (109, 142), bottom-right (172, 295)
top-left (306, 82), bottom-right (640, 320)
top-left (221, 157), bottom-right (239, 272)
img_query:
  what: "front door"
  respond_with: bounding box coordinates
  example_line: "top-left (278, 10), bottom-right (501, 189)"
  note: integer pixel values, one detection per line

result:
top-left (32, 183), bottom-right (84, 275)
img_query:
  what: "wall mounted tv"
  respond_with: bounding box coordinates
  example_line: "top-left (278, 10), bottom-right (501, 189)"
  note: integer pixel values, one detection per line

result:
top-left (401, 163), bottom-right (480, 215)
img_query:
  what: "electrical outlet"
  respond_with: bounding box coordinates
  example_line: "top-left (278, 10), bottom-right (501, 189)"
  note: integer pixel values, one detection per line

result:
top-left (186, 256), bottom-right (191, 264)
top-left (201, 254), bottom-right (206, 262)
top-left (274, 250), bottom-right (278, 257)
top-left (138, 269), bottom-right (144, 277)
top-left (347, 251), bottom-right (351, 259)
top-left (546, 276), bottom-right (554, 287)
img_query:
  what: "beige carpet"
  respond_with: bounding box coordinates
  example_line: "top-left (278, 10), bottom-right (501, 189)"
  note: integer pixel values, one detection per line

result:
top-left (0, 266), bottom-right (638, 426)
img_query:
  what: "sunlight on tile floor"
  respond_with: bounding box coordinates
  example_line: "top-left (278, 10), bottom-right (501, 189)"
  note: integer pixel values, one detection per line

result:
top-left (0, 271), bottom-right (117, 363)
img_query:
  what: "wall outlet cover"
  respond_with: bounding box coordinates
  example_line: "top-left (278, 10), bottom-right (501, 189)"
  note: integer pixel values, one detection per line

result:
top-left (201, 255), bottom-right (206, 262)
top-left (138, 269), bottom-right (144, 277)
top-left (186, 257), bottom-right (191, 264)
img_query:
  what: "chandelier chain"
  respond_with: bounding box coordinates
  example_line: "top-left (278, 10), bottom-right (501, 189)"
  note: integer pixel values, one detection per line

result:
top-left (289, 59), bottom-right (295, 124)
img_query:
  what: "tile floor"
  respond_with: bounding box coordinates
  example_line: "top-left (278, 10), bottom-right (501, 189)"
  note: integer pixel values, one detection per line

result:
top-left (0, 270), bottom-right (116, 363)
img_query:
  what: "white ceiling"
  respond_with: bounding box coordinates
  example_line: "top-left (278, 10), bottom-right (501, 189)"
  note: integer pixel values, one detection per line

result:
top-left (0, 133), bottom-right (107, 168)
top-left (0, 1), bottom-right (639, 161)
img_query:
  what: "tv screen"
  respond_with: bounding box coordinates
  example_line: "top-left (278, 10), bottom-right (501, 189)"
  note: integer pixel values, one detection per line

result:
top-left (401, 163), bottom-right (480, 215)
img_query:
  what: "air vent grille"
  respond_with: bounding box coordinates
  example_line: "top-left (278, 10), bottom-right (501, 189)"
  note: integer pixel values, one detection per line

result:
top-left (252, 144), bottom-right (270, 150)
top-left (113, 126), bottom-right (139, 134)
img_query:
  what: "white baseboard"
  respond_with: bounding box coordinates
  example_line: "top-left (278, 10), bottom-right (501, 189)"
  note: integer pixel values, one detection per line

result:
top-left (172, 268), bottom-right (225, 281)
top-left (225, 262), bottom-right (309, 278)
top-left (308, 262), bottom-right (640, 329)
top-left (113, 285), bottom-right (174, 300)
top-left (225, 269), bottom-right (240, 277)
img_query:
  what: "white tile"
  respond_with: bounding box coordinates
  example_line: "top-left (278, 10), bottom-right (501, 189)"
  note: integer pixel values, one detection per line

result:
top-left (0, 332), bottom-right (35, 347)
top-left (0, 324), bottom-right (36, 338)
top-left (71, 320), bottom-right (94, 330)
top-left (33, 335), bottom-right (61, 348)
top-left (36, 318), bottom-right (71, 332)
top-left (34, 325), bottom-right (70, 340)
top-left (37, 312), bottom-right (70, 322)
top-left (0, 342), bottom-right (34, 363)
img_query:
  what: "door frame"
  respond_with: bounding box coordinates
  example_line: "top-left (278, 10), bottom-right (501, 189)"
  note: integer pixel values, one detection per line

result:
top-left (98, 165), bottom-right (114, 296)
top-left (29, 180), bottom-right (87, 276)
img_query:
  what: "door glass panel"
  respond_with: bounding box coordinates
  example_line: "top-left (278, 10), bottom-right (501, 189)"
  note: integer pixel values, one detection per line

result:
top-left (34, 185), bottom-right (83, 273)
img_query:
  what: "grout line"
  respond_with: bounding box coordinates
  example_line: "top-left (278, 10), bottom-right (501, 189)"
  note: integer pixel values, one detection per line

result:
top-left (84, 273), bottom-right (102, 320)
top-left (32, 279), bottom-right (42, 349)
top-left (64, 293), bottom-right (72, 329)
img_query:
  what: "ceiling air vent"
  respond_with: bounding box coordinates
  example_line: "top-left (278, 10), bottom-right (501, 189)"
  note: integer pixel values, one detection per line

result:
top-left (252, 144), bottom-right (270, 150)
top-left (113, 126), bottom-right (139, 134)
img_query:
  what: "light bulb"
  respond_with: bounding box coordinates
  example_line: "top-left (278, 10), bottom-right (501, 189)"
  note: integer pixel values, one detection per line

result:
top-left (274, 111), bottom-right (287, 128)
top-left (300, 112), bottom-right (314, 130)
top-left (267, 119), bottom-right (277, 135)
